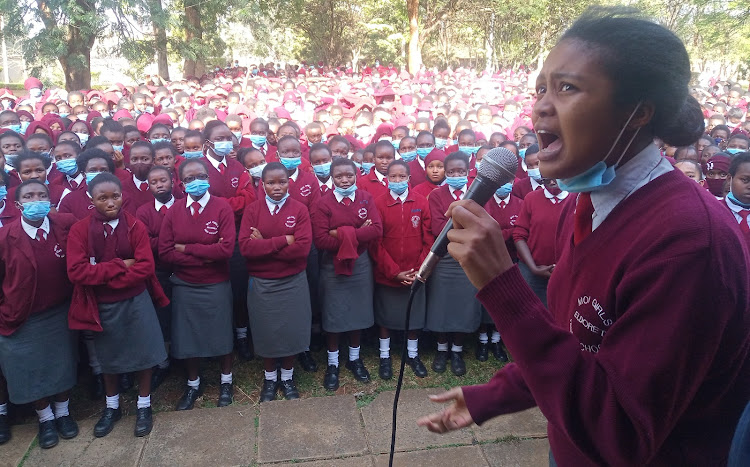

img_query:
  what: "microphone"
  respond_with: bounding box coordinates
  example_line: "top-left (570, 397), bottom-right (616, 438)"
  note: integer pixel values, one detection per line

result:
top-left (414, 147), bottom-right (518, 287)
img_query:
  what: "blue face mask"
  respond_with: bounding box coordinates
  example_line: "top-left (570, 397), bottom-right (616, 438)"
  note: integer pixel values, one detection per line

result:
top-left (518, 148), bottom-right (527, 160)
top-left (313, 162), bottom-right (331, 178)
top-left (3, 124), bottom-right (21, 133)
top-left (280, 157), bottom-right (302, 170)
top-left (352, 161), bottom-right (362, 170)
top-left (460, 146), bottom-right (480, 156)
top-left (145, 106), bottom-right (154, 114)
top-left (151, 138), bottom-right (169, 144)
top-left (435, 138), bottom-right (448, 149)
top-left (55, 158), bottom-right (78, 175)
top-left (59, 112), bottom-right (69, 118)
top-left (446, 176), bottom-right (467, 189)
top-left (0, 186), bottom-right (6, 201)
top-left (19, 121), bottom-right (30, 135)
top-left (475, 160), bottom-right (482, 170)
top-left (728, 191), bottom-right (750, 208)
top-left (334, 184), bottom-right (358, 197)
top-left (211, 140), bottom-right (233, 157)
top-left (495, 182), bottom-right (513, 198)
top-left (185, 179), bottom-right (210, 197)
top-left (727, 148), bottom-right (745, 155)
top-left (231, 131), bottom-right (243, 142)
top-left (527, 168), bottom-right (542, 182)
top-left (557, 103), bottom-right (643, 193)
top-left (86, 172), bottom-right (102, 184)
top-left (21, 200), bottom-right (51, 221)
top-left (77, 113), bottom-right (89, 122)
top-left (266, 193), bottom-right (290, 205)
top-left (112, 145), bottom-right (124, 153)
top-left (416, 147), bottom-right (434, 159)
top-left (389, 180), bottom-right (408, 195)
top-left (183, 150), bottom-right (203, 159)
top-left (249, 135), bottom-right (267, 147)
top-left (391, 139), bottom-right (401, 150)
top-left (362, 162), bottom-right (375, 175)
top-left (75, 132), bottom-right (89, 145)
top-left (248, 163), bottom-right (266, 178)
top-left (399, 150), bottom-right (417, 162)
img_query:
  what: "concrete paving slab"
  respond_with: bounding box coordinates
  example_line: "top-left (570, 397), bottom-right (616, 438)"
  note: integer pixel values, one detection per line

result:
top-left (0, 423), bottom-right (37, 467)
top-left (360, 389), bottom-right (474, 454)
top-left (289, 455), bottom-right (375, 467)
top-left (141, 406), bottom-right (256, 466)
top-left (257, 395), bottom-right (367, 463)
top-left (373, 445), bottom-right (488, 467)
top-left (482, 438), bottom-right (550, 467)
top-left (472, 407), bottom-right (547, 442)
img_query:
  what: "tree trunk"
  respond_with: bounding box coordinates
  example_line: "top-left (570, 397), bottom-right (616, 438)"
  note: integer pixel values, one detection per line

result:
top-left (60, 0), bottom-right (96, 90)
top-left (183, 0), bottom-right (203, 77)
top-left (148, 0), bottom-right (169, 80)
top-left (407, 0), bottom-right (421, 74)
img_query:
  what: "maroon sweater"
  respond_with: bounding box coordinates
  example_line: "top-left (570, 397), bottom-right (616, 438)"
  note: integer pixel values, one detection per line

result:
top-left (200, 156), bottom-right (255, 215)
top-left (510, 176), bottom-right (541, 200)
top-left (119, 174), bottom-right (155, 210)
top-left (239, 198), bottom-right (312, 278)
top-left (312, 190), bottom-right (383, 256)
top-left (158, 195), bottom-right (236, 284)
top-left (356, 170), bottom-right (390, 201)
top-left (484, 194), bottom-right (523, 262)
top-left (136, 199), bottom-right (172, 270)
top-left (464, 170), bottom-right (750, 465)
top-left (407, 160), bottom-right (427, 186)
top-left (288, 170), bottom-right (321, 211)
top-left (512, 189), bottom-right (565, 266)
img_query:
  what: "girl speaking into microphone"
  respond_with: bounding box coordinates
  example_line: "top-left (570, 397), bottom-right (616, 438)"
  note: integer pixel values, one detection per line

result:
top-left (418, 8), bottom-right (750, 466)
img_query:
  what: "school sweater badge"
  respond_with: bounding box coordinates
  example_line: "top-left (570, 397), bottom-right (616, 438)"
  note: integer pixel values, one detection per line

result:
top-left (299, 184), bottom-right (312, 197)
top-left (204, 220), bottom-right (219, 235)
top-left (285, 216), bottom-right (297, 228)
top-left (358, 208), bottom-right (368, 219)
top-left (54, 244), bottom-right (65, 258)
top-left (411, 215), bottom-right (420, 228)
top-left (231, 177), bottom-right (239, 188)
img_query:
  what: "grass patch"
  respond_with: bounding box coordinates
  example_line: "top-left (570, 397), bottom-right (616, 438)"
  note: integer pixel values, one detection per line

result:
top-left (17, 437), bottom-right (38, 467)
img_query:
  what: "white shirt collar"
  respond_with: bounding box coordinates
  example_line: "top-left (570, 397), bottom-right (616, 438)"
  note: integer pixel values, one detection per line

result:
top-left (265, 196), bottom-right (288, 214)
top-left (449, 185), bottom-right (467, 198)
top-left (390, 189), bottom-right (408, 202)
top-left (186, 191), bottom-right (211, 211)
top-left (22, 216), bottom-right (50, 239)
top-left (155, 196), bottom-right (175, 212)
top-left (318, 177), bottom-right (333, 189)
top-left (68, 172), bottom-right (84, 184)
top-left (0, 200), bottom-right (5, 215)
top-left (289, 168), bottom-right (300, 182)
top-left (530, 177), bottom-right (542, 191)
top-left (333, 190), bottom-right (356, 203)
top-left (374, 170), bottom-right (386, 183)
top-left (133, 173), bottom-right (147, 186)
top-left (103, 218), bottom-right (119, 237)
top-left (493, 193), bottom-right (511, 204)
top-left (543, 188), bottom-right (569, 202)
top-left (417, 157), bottom-right (425, 169)
top-left (206, 155), bottom-right (227, 170)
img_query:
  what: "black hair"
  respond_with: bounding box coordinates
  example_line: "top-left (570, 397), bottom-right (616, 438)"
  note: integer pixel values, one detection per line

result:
top-left (560, 7), bottom-right (704, 145)
top-left (123, 125), bottom-right (140, 134)
top-left (13, 150), bottom-right (50, 170)
top-left (178, 158), bottom-right (208, 180)
top-left (728, 134), bottom-right (750, 145)
top-left (87, 172), bottom-right (121, 194)
top-left (490, 132), bottom-right (507, 142)
top-left (237, 147), bottom-right (263, 166)
top-left (729, 153), bottom-right (750, 176)
top-left (153, 141), bottom-right (178, 154)
top-left (0, 167), bottom-right (8, 187)
top-left (84, 135), bottom-right (112, 151)
top-left (0, 130), bottom-right (24, 147)
top-left (375, 139), bottom-right (396, 155)
top-left (26, 133), bottom-right (53, 148)
top-left (276, 135), bottom-right (300, 149)
top-left (416, 131), bottom-right (435, 144)
top-left (698, 135), bottom-right (713, 144)
top-left (327, 135), bottom-right (350, 150)
top-left (147, 165), bottom-right (172, 179)
top-left (100, 119), bottom-right (125, 136)
top-left (444, 151), bottom-right (470, 169)
top-left (203, 120), bottom-right (228, 140)
top-left (183, 129), bottom-right (204, 143)
top-left (673, 145), bottom-right (698, 160)
top-left (432, 121), bottom-right (450, 132)
top-left (56, 140), bottom-right (82, 156)
top-left (710, 125), bottom-right (731, 138)
top-left (387, 159), bottom-right (410, 175)
top-left (525, 143), bottom-right (540, 156)
top-left (15, 179), bottom-right (49, 202)
top-left (363, 143), bottom-right (376, 155)
top-left (394, 126), bottom-right (410, 135)
top-left (148, 124), bottom-right (171, 138)
top-left (331, 156), bottom-right (357, 173)
top-left (77, 148), bottom-right (115, 173)
top-left (309, 142), bottom-right (332, 157)
top-left (675, 159), bottom-right (703, 178)
top-left (130, 140), bottom-right (155, 158)
top-left (261, 161), bottom-right (287, 181)
top-left (458, 129), bottom-right (477, 140)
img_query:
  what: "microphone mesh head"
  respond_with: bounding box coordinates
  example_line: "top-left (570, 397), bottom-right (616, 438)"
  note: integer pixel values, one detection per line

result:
top-left (478, 147), bottom-right (519, 185)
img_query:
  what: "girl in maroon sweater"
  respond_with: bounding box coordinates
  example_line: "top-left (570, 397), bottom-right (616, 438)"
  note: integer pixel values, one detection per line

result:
top-left (159, 159), bottom-right (236, 411)
top-left (239, 163), bottom-right (313, 402)
top-left (511, 144), bottom-right (543, 199)
top-left (0, 170), bottom-right (19, 227)
top-left (312, 158), bottom-right (382, 391)
top-left (50, 141), bottom-right (85, 194)
top-left (370, 160), bottom-right (433, 379)
top-left (356, 141), bottom-right (395, 200)
top-left (118, 141), bottom-right (156, 210)
top-left (10, 151), bottom-right (66, 208)
top-left (67, 173), bottom-right (166, 439)
top-left (419, 10), bottom-right (750, 466)
top-left (0, 180), bottom-right (79, 449)
top-left (724, 152), bottom-right (750, 246)
top-left (412, 149), bottom-right (446, 199)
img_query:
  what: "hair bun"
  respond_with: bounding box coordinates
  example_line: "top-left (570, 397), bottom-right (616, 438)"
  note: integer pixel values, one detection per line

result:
top-left (655, 95), bottom-right (705, 147)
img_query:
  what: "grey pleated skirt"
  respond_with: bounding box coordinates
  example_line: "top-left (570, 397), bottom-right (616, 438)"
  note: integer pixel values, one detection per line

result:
top-left (374, 283), bottom-right (426, 330)
top-left (155, 268), bottom-right (173, 341)
top-left (425, 255), bottom-right (482, 333)
top-left (0, 303), bottom-right (78, 404)
top-left (94, 290), bottom-right (167, 374)
top-left (319, 251), bottom-right (375, 333)
top-left (170, 276), bottom-right (234, 359)
top-left (518, 261), bottom-right (549, 308)
top-left (248, 271), bottom-right (311, 358)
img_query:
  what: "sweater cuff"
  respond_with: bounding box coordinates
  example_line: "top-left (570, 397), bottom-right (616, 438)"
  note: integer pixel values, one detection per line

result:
top-left (272, 236), bottom-right (288, 251)
top-left (476, 265), bottom-right (546, 330)
top-left (462, 383), bottom-right (496, 426)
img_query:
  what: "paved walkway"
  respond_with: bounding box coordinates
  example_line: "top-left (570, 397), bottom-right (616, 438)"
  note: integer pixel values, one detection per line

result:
top-left (1, 389), bottom-right (549, 466)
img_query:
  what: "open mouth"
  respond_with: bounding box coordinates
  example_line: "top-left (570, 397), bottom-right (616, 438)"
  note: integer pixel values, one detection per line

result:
top-left (537, 130), bottom-right (560, 151)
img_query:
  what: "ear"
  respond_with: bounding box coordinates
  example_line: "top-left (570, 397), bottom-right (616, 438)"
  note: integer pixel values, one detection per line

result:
top-left (14, 201), bottom-right (22, 211)
top-left (628, 101), bottom-right (656, 130)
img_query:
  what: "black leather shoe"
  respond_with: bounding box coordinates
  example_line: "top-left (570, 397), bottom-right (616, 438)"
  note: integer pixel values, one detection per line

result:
top-left (378, 357), bottom-right (392, 380)
top-left (475, 342), bottom-right (489, 362)
top-left (491, 341), bottom-right (509, 362)
top-left (151, 366), bottom-right (170, 391)
top-left (55, 415), bottom-right (79, 439)
top-left (119, 373), bottom-right (133, 392)
top-left (450, 351), bottom-right (467, 376)
top-left (323, 365), bottom-right (339, 391)
top-left (0, 414), bottom-right (10, 444)
top-left (407, 356), bottom-right (428, 378)
top-left (175, 383), bottom-right (203, 411)
top-left (217, 383), bottom-right (233, 407)
top-left (298, 351), bottom-right (318, 372)
top-left (94, 408), bottom-right (122, 438)
top-left (134, 407), bottom-right (153, 437)
top-left (259, 379), bottom-right (279, 402)
top-left (432, 350), bottom-right (448, 373)
top-left (280, 379), bottom-right (300, 400)
top-left (345, 359), bottom-right (371, 383)
top-left (90, 373), bottom-right (105, 400)
top-left (236, 337), bottom-right (254, 361)
top-left (38, 420), bottom-right (59, 449)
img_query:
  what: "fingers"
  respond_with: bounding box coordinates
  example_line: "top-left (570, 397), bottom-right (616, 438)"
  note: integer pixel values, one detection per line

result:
top-left (428, 387), bottom-right (461, 403)
top-left (416, 412), bottom-right (449, 434)
top-left (449, 203), bottom-right (497, 232)
top-left (445, 200), bottom-right (491, 223)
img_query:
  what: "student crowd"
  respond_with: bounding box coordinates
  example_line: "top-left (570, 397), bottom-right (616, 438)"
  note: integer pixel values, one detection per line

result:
top-left (0, 64), bottom-right (747, 450)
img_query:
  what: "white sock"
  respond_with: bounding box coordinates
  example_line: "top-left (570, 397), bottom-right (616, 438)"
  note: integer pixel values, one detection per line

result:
top-left (137, 395), bottom-right (151, 409)
top-left (407, 339), bottom-right (419, 359)
top-left (451, 344), bottom-right (463, 353)
top-left (36, 405), bottom-right (55, 423)
top-left (264, 370), bottom-right (278, 381)
top-left (379, 338), bottom-right (390, 359)
top-left (157, 358), bottom-right (170, 369)
top-left (348, 346), bottom-right (360, 361)
top-left (280, 367), bottom-right (294, 381)
top-left (491, 330), bottom-right (501, 343)
top-left (235, 327), bottom-right (248, 339)
top-left (437, 342), bottom-right (449, 352)
top-left (327, 350), bottom-right (339, 367)
top-left (106, 394), bottom-right (120, 410)
top-left (53, 399), bottom-right (70, 418)
top-left (220, 372), bottom-right (233, 385)
top-left (0, 403), bottom-right (7, 416)
top-left (187, 377), bottom-right (200, 389)
top-left (479, 332), bottom-right (489, 344)
top-left (84, 333), bottom-right (102, 374)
